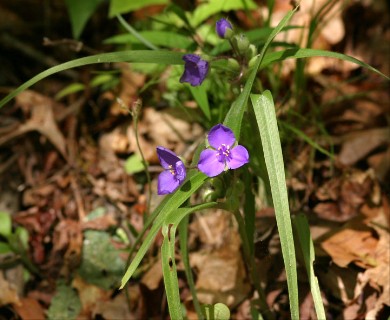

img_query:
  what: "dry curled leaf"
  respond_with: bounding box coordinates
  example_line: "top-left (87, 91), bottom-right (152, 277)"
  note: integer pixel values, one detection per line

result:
top-left (321, 220), bottom-right (379, 268)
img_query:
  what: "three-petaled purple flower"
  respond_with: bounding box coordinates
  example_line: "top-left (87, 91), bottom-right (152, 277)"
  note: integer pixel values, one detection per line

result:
top-left (180, 54), bottom-right (209, 86)
top-left (216, 18), bottom-right (233, 38)
top-left (198, 124), bottom-right (249, 177)
top-left (157, 146), bottom-right (186, 195)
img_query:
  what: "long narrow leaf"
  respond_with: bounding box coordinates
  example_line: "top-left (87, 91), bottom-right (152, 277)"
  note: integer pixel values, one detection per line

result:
top-left (260, 48), bottom-right (389, 79)
top-left (251, 91), bottom-right (299, 319)
top-left (0, 50), bottom-right (184, 109)
top-left (188, 84), bottom-right (211, 120)
top-left (224, 7), bottom-right (298, 139)
top-left (162, 203), bottom-right (217, 320)
top-left (293, 214), bottom-right (326, 319)
top-left (162, 223), bottom-right (183, 320)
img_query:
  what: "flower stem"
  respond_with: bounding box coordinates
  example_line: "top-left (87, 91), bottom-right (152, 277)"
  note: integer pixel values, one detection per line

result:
top-left (118, 98), bottom-right (152, 217)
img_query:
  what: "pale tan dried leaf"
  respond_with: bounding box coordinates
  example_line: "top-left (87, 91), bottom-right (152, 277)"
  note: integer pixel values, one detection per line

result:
top-left (0, 272), bottom-right (20, 306)
top-left (339, 128), bottom-right (390, 165)
top-left (321, 220), bottom-right (379, 268)
top-left (140, 258), bottom-right (163, 291)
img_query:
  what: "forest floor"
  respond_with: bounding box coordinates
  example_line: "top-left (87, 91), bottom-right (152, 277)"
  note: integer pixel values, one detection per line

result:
top-left (0, 0), bottom-right (389, 319)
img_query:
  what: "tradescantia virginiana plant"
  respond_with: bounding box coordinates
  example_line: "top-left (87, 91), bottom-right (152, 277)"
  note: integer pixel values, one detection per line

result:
top-left (0, 3), bottom-right (388, 320)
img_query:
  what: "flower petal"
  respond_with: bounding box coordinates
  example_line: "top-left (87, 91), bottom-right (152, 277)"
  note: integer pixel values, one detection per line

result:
top-left (175, 160), bottom-right (186, 182)
top-left (158, 170), bottom-right (180, 195)
top-left (182, 54), bottom-right (200, 64)
top-left (180, 54), bottom-right (209, 86)
top-left (208, 124), bottom-right (236, 149)
top-left (156, 146), bottom-right (181, 169)
top-left (216, 18), bottom-right (233, 38)
top-left (198, 149), bottom-right (225, 177)
top-left (228, 145), bottom-right (249, 169)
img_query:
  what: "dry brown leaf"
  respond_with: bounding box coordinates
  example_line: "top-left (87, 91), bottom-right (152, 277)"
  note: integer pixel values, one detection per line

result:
top-left (12, 297), bottom-right (45, 320)
top-left (321, 220), bottom-right (379, 268)
top-left (314, 169), bottom-right (377, 221)
top-left (190, 212), bottom-right (250, 307)
top-left (127, 107), bottom-right (203, 163)
top-left (358, 212), bottom-right (390, 317)
top-left (0, 91), bottom-right (67, 158)
top-left (72, 276), bottom-right (112, 318)
top-left (0, 271), bottom-right (20, 306)
top-left (140, 258), bottom-right (163, 291)
top-left (339, 128), bottom-right (390, 166)
top-left (92, 290), bottom-right (138, 319)
top-left (81, 215), bottom-right (117, 230)
top-left (110, 64), bottom-right (146, 116)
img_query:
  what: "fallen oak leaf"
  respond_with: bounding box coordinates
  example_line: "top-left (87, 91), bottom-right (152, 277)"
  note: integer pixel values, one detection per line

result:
top-left (321, 219), bottom-right (379, 268)
top-left (0, 91), bottom-right (67, 159)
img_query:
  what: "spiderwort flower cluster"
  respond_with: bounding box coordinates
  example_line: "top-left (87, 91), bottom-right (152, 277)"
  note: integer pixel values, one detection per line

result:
top-left (158, 18), bottom-right (253, 195)
top-left (156, 125), bottom-right (249, 195)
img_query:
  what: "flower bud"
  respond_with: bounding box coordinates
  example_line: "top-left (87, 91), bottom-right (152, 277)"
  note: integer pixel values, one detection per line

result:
top-left (216, 18), bottom-right (233, 39)
top-left (227, 58), bottom-right (240, 71)
top-left (245, 44), bottom-right (258, 60)
top-left (232, 34), bottom-right (250, 56)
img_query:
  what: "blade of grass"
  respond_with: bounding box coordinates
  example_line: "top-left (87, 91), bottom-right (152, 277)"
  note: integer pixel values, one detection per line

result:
top-left (116, 15), bottom-right (159, 50)
top-left (251, 91), bottom-right (299, 319)
top-left (0, 50), bottom-right (184, 109)
top-left (292, 214), bottom-right (326, 319)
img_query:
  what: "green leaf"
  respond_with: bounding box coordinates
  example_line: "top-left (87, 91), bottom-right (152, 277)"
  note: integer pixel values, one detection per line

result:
top-left (224, 8), bottom-right (298, 139)
top-left (161, 223), bottom-right (183, 320)
top-left (124, 153), bottom-right (146, 174)
top-left (250, 91), bottom-right (299, 319)
top-left (109, 0), bottom-right (169, 17)
top-left (78, 230), bottom-right (125, 290)
top-left (0, 50), bottom-right (184, 110)
top-left (188, 84), bottom-right (211, 120)
top-left (65, 0), bottom-right (105, 39)
top-left (55, 83), bottom-right (85, 100)
top-left (116, 15), bottom-right (159, 51)
top-left (120, 170), bottom-right (208, 288)
top-left (293, 214), bottom-right (326, 320)
top-left (15, 227), bottom-right (29, 249)
top-left (210, 26), bottom-right (300, 55)
top-left (202, 303), bottom-right (230, 320)
top-left (0, 242), bottom-right (12, 254)
top-left (0, 211), bottom-right (11, 237)
top-left (161, 203), bottom-right (218, 320)
top-left (105, 31), bottom-right (193, 50)
top-left (47, 281), bottom-right (82, 320)
top-left (260, 48), bottom-right (390, 79)
top-left (191, 0), bottom-right (256, 27)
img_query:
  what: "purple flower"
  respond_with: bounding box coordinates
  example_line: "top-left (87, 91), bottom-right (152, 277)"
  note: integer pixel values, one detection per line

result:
top-left (156, 146), bottom-right (186, 195)
top-left (198, 124), bottom-right (249, 177)
top-left (180, 54), bottom-right (209, 86)
top-left (216, 18), bottom-right (233, 38)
